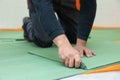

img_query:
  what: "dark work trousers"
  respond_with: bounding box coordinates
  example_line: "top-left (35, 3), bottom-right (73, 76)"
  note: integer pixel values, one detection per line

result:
top-left (25, 0), bottom-right (97, 47)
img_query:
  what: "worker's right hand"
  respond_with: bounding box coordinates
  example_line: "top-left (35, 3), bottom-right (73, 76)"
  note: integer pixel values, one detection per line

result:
top-left (53, 34), bottom-right (81, 68)
top-left (58, 44), bottom-right (82, 68)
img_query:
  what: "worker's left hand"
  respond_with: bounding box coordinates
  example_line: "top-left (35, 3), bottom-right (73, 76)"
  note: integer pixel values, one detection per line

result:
top-left (74, 39), bottom-right (96, 57)
top-left (74, 45), bottom-right (95, 57)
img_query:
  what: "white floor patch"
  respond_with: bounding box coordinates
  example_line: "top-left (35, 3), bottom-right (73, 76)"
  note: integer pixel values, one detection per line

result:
top-left (61, 71), bottom-right (120, 80)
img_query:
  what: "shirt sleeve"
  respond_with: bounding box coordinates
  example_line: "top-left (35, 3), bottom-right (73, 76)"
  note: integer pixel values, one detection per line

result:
top-left (77, 0), bottom-right (97, 41)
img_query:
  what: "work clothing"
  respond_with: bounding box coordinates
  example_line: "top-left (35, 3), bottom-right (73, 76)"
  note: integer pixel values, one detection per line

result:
top-left (23, 0), bottom-right (97, 47)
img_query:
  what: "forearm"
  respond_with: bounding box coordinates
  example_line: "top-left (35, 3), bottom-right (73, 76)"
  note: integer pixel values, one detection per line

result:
top-left (77, 0), bottom-right (97, 41)
top-left (53, 34), bottom-right (72, 48)
top-left (76, 38), bottom-right (87, 47)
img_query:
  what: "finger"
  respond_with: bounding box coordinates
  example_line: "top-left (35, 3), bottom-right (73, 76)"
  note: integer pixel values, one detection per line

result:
top-left (59, 53), bottom-right (64, 59)
top-left (92, 51), bottom-right (96, 56)
top-left (59, 55), bottom-right (65, 64)
top-left (89, 50), bottom-right (96, 56)
top-left (89, 50), bottom-right (93, 57)
top-left (65, 58), bottom-right (69, 67)
top-left (79, 50), bottom-right (84, 57)
top-left (75, 55), bottom-right (81, 68)
top-left (84, 49), bottom-right (92, 57)
top-left (85, 50), bottom-right (94, 57)
top-left (68, 57), bottom-right (74, 68)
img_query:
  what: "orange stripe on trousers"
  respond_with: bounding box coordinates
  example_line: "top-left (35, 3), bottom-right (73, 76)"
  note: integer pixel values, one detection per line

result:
top-left (76, 0), bottom-right (80, 11)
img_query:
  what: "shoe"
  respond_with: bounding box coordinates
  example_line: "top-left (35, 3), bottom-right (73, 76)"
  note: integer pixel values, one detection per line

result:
top-left (22, 17), bottom-right (32, 42)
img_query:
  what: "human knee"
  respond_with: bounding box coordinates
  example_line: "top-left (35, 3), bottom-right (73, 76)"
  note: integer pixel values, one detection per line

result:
top-left (35, 41), bottom-right (53, 48)
top-left (33, 37), bottom-right (53, 48)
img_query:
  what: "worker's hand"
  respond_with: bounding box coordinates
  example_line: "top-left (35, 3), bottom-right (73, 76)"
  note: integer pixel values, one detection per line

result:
top-left (58, 44), bottom-right (81, 68)
top-left (75, 39), bottom-right (95, 57)
top-left (53, 34), bottom-right (81, 68)
top-left (74, 45), bottom-right (95, 57)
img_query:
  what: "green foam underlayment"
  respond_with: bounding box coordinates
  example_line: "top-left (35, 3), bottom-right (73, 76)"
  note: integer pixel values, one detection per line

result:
top-left (0, 29), bottom-right (120, 80)
top-left (0, 42), bottom-right (89, 80)
top-left (29, 42), bottom-right (120, 69)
